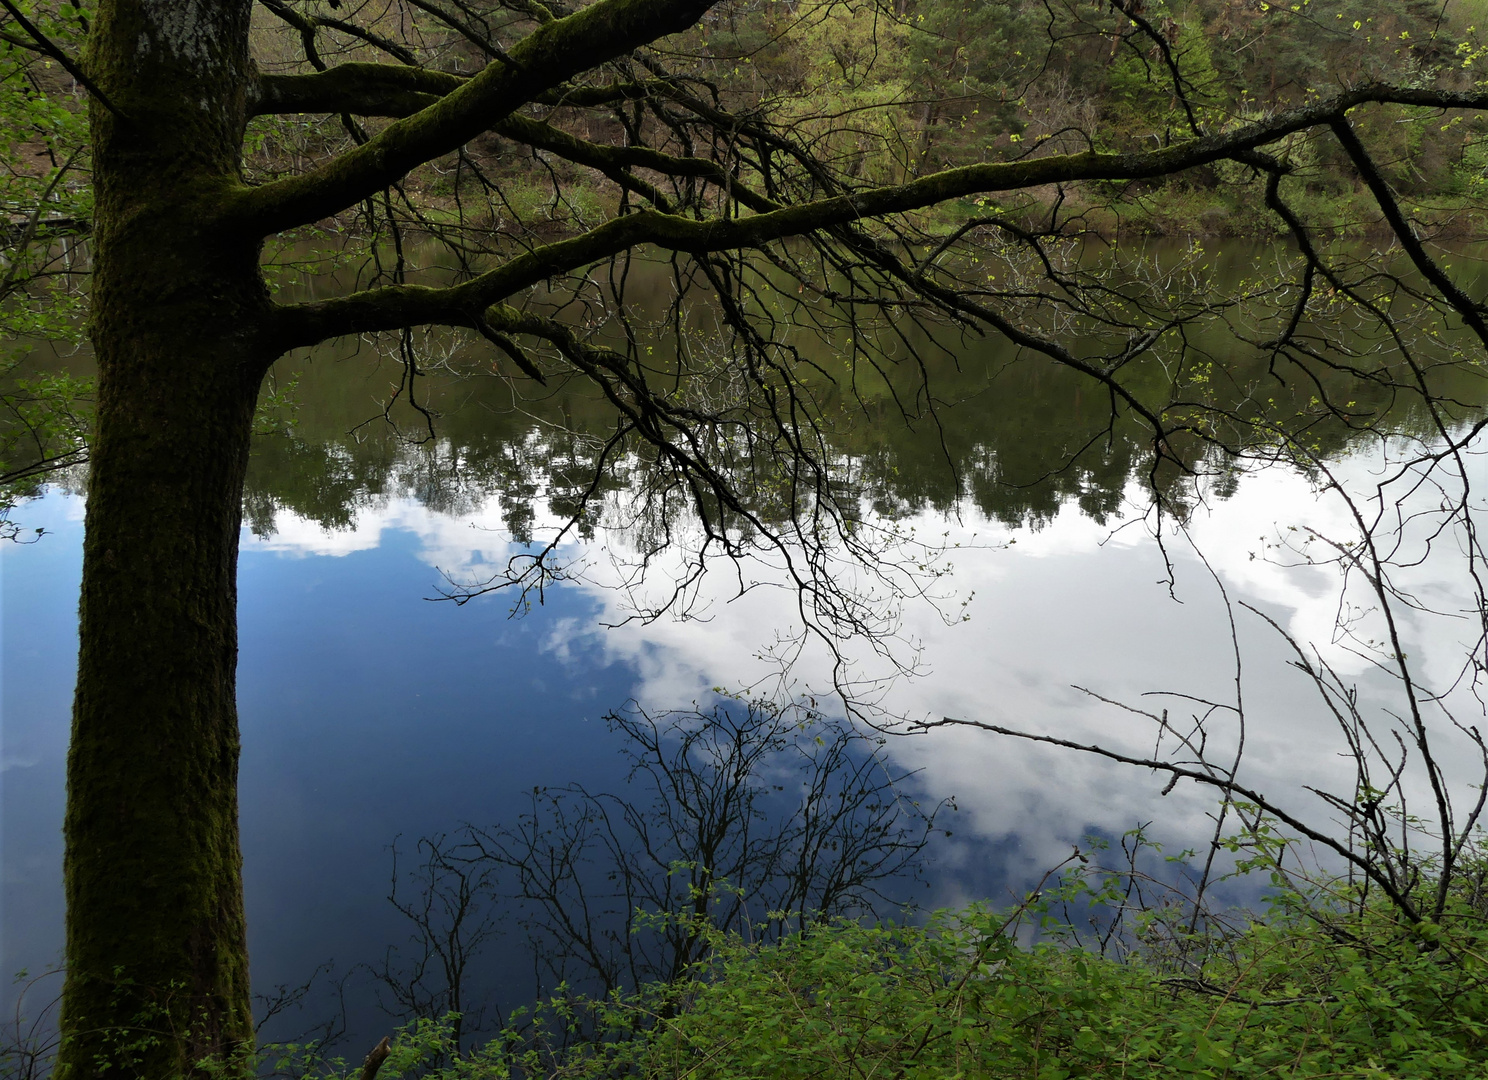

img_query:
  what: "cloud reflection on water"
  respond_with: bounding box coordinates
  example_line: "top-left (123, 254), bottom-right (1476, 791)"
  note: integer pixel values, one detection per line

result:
top-left (236, 438), bottom-right (1487, 893)
top-left (7, 433), bottom-right (1483, 1047)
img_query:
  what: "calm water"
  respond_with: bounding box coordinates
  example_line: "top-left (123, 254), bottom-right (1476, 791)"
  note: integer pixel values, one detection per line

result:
top-left (5, 246), bottom-right (1488, 1052)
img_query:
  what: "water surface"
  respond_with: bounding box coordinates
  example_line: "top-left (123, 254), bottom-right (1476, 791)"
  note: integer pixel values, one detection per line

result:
top-left (6, 245), bottom-right (1487, 1052)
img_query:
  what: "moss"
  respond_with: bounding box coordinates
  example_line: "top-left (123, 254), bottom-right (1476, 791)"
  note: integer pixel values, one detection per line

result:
top-left (60, 2), bottom-right (270, 1077)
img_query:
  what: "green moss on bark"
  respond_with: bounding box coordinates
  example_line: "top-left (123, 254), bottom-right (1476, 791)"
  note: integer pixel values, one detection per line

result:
top-left (60, 2), bottom-right (273, 1077)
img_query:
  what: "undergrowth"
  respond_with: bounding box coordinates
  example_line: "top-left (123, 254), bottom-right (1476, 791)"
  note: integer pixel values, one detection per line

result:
top-left (229, 829), bottom-right (1488, 1080)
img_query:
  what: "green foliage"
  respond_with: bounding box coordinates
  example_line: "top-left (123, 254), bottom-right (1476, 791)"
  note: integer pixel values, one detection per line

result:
top-left (0, 353), bottom-right (88, 485)
top-left (0, 0), bottom-right (92, 333)
top-left (903, 0), bottom-right (1045, 166)
top-left (281, 826), bottom-right (1488, 1080)
top-left (762, 3), bottom-right (918, 186)
top-left (605, 908), bottom-right (1484, 1077)
top-left (1, 1), bottom-right (94, 532)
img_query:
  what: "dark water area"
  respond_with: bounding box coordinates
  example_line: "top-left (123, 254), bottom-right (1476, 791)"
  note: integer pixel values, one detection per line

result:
top-left (6, 243), bottom-right (1488, 1057)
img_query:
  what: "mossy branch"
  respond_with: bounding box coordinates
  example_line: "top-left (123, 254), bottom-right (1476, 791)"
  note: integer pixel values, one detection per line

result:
top-left (271, 83), bottom-right (1488, 351)
top-left (252, 66), bottom-right (668, 118)
top-left (225, 0), bottom-right (716, 235)
top-left (251, 64), bottom-right (463, 117)
top-left (250, 75), bottom-right (774, 211)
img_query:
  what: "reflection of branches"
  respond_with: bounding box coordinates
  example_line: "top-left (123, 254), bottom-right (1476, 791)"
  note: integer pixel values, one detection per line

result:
top-left (488, 700), bottom-right (940, 995)
top-left (251, 959), bottom-right (352, 1065)
top-left (372, 834), bottom-right (505, 1053)
top-left (380, 698), bottom-right (943, 1041)
top-left (0, 968), bottom-right (62, 1080)
top-left (930, 418), bottom-right (1488, 939)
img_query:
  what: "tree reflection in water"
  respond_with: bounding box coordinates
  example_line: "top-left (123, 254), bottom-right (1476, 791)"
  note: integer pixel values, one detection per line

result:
top-left (372, 699), bottom-right (942, 1052)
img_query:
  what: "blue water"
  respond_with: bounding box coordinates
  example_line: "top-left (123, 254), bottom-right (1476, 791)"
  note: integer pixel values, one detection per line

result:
top-left (3, 494), bottom-right (657, 1048)
top-left (1, 496), bottom-right (79, 995)
top-left (6, 452), bottom-right (1461, 1057)
top-left (237, 525), bottom-right (651, 1031)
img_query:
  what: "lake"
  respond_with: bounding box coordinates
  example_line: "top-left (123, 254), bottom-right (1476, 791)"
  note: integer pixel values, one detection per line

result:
top-left (5, 241), bottom-right (1487, 1056)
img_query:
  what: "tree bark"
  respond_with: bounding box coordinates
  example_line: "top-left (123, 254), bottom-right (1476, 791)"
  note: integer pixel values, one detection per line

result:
top-left (60, 3), bottom-right (271, 1076)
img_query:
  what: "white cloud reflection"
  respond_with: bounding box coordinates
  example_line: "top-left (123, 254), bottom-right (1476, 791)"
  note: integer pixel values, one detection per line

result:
top-left (241, 441), bottom-right (1488, 880)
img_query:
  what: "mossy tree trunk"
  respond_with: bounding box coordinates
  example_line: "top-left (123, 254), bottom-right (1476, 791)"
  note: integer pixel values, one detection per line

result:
top-left (60, 2), bottom-right (272, 1076)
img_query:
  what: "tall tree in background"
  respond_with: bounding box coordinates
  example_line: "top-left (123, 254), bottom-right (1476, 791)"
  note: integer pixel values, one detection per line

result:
top-left (3, 0), bottom-right (1488, 1076)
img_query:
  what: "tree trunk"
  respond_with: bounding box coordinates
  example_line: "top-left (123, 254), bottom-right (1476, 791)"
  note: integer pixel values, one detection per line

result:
top-left (59, 4), bottom-right (272, 1076)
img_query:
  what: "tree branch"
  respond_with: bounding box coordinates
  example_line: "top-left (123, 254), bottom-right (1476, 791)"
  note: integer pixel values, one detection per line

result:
top-left (492, 114), bottom-right (777, 212)
top-left (1329, 116), bottom-right (1488, 346)
top-left (252, 66), bottom-right (667, 117)
top-left (270, 84), bottom-right (1488, 350)
top-left (0, 0), bottom-right (123, 117)
top-left (257, 0), bottom-right (421, 66)
top-left (252, 73), bottom-right (774, 210)
top-left (358, 1036), bottom-right (392, 1080)
top-left (251, 64), bottom-right (463, 118)
top-left (922, 714), bottom-right (1425, 925)
top-left (225, 0), bottom-right (717, 235)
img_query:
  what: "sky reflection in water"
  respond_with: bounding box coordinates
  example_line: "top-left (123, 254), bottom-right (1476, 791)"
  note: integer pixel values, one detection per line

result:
top-left (4, 438), bottom-right (1483, 1047)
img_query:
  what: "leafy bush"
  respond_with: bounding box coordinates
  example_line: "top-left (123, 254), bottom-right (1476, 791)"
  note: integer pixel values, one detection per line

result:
top-left (348, 845), bottom-right (1488, 1080)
